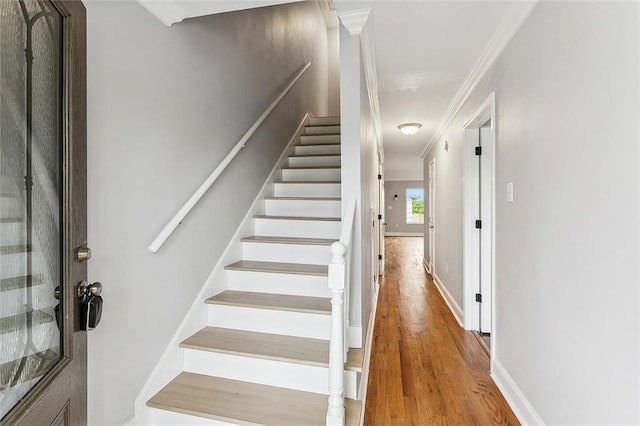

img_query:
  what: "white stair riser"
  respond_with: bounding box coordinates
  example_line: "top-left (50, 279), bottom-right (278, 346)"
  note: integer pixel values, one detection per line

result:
top-left (305, 125), bottom-right (340, 135)
top-left (0, 253), bottom-right (27, 279)
top-left (0, 197), bottom-right (22, 218)
top-left (281, 168), bottom-right (340, 182)
top-left (265, 199), bottom-right (341, 217)
top-left (183, 350), bottom-right (358, 398)
top-left (0, 322), bottom-right (59, 364)
top-left (0, 222), bottom-right (25, 246)
top-left (0, 286), bottom-right (53, 317)
top-left (274, 183), bottom-right (340, 198)
top-left (309, 116), bottom-right (340, 126)
top-left (300, 135), bottom-right (340, 145)
top-left (149, 409), bottom-right (233, 425)
top-left (208, 305), bottom-right (330, 340)
top-left (289, 155), bottom-right (341, 167)
top-left (242, 242), bottom-right (331, 265)
top-left (226, 270), bottom-right (331, 298)
top-left (254, 218), bottom-right (340, 239)
top-left (294, 144), bottom-right (340, 156)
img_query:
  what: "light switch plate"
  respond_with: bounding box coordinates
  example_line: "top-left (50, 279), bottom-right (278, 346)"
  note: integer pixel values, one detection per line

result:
top-left (506, 182), bottom-right (514, 203)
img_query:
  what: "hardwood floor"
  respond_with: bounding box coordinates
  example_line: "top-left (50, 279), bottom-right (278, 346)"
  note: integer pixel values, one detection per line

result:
top-left (364, 237), bottom-right (519, 425)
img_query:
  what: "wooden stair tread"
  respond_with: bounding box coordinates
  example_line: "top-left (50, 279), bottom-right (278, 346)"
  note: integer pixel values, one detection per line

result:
top-left (181, 327), bottom-right (328, 367)
top-left (272, 180), bottom-right (341, 184)
top-left (0, 218), bottom-right (23, 224)
top-left (0, 310), bottom-right (54, 335)
top-left (263, 196), bottom-right (340, 201)
top-left (0, 349), bottom-right (59, 391)
top-left (241, 236), bottom-right (334, 246)
top-left (253, 215), bottom-right (340, 222)
top-left (288, 153), bottom-right (341, 158)
top-left (206, 291), bottom-right (330, 315)
top-left (294, 143), bottom-right (341, 147)
top-left (0, 275), bottom-right (42, 292)
top-left (147, 372), bottom-right (360, 425)
top-left (0, 245), bottom-right (30, 255)
top-left (181, 327), bottom-right (363, 372)
top-left (281, 166), bottom-right (341, 170)
top-left (225, 260), bottom-right (328, 276)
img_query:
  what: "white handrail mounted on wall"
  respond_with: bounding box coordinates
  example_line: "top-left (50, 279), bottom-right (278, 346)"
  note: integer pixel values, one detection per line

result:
top-left (327, 198), bottom-right (356, 426)
top-left (148, 62), bottom-right (312, 253)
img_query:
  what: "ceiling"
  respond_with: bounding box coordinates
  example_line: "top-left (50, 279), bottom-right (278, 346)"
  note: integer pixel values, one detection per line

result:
top-left (334, 1), bottom-right (513, 162)
top-left (139, 0), bottom-right (517, 175)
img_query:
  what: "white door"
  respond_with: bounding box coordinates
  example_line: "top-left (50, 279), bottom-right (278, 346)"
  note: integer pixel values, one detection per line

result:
top-left (428, 159), bottom-right (436, 272)
top-left (479, 126), bottom-right (493, 333)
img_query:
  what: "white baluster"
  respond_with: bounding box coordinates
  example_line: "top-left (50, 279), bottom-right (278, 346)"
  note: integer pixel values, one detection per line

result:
top-left (327, 241), bottom-right (346, 426)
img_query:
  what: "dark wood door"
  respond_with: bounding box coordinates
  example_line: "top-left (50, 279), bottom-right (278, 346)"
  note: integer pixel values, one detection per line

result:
top-left (0, 0), bottom-right (87, 424)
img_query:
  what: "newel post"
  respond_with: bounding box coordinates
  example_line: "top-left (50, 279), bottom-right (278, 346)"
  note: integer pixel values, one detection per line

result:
top-left (326, 241), bottom-right (346, 425)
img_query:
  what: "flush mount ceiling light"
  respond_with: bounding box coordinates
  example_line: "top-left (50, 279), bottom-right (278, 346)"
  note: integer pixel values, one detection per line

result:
top-left (398, 122), bottom-right (422, 136)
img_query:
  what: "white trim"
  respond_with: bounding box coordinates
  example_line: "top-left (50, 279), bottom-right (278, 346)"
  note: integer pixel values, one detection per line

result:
top-left (357, 280), bottom-right (380, 426)
top-left (462, 92), bottom-right (496, 346)
top-left (383, 176), bottom-right (424, 182)
top-left (491, 361), bottom-right (545, 425)
top-left (420, 1), bottom-right (537, 159)
top-left (432, 273), bottom-right (463, 328)
top-left (385, 232), bottom-right (424, 237)
top-left (133, 114), bottom-right (310, 425)
top-left (337, 8), bottom-right (371, 36)
top-left (337, 8), bottom-right (384, 164)
top-left (422, 257), bottom-right (431, 275)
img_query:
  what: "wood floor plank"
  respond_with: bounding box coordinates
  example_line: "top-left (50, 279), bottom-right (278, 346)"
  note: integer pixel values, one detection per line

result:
top-left (363, 237), bottom-right (519, 425)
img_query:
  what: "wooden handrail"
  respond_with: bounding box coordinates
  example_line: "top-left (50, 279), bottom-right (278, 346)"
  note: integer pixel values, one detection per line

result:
top-left (326, 198), bottom-right (356, 425)
top-left (148, 62), bottom-right (311, 253)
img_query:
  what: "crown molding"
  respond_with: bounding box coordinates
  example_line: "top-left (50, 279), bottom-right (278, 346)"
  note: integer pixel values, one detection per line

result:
top-left (419, 1), bottom-right (538, 159)
top-left (337, 8), bottom-right (372, 35)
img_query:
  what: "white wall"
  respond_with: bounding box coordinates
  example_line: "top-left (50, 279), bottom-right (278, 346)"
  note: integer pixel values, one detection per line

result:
top-left (339, 17), bottom-right (380, 343)
top-left (85, 2), bottom-right (330, 424)
top-left (383, 154), bottom-right (423, 182)
top-left (384, 180), bottom-right (424, 235)
top-left (424, 2), bottom-right (639, 423)
top-left (327, 27), bottom-right (340, 115)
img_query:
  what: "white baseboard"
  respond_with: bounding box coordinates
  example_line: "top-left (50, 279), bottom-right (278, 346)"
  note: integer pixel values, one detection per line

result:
top-left (422, 257), bottom-right (431, 274)
top-left (133, 113), bottom-right (311, 425)
top-left (432, 273), bottom-right (463, 327)
top-left (385, 232), bottom-right (424, 237)
top-left (491, 360), bottom-right (545, 425)
top-left (357, 280), bottom-right (380, 426)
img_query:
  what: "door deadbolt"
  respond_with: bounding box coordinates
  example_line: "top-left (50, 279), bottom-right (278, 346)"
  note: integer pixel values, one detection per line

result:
top-left (77, 281), bottom-right (102, 299)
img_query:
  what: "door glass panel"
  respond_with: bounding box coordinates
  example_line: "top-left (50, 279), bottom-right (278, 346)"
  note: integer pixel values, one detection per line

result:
top-left (0, 0), bottom-right (63, 419)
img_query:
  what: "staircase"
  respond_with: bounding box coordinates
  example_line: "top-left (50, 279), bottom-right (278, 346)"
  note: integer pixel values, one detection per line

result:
top-left (146, 116), bottom-right (363, 425)
top-left (0, 175), bottom-right (60, 418)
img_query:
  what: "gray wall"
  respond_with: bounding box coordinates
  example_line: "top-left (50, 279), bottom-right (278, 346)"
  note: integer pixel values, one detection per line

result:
top-left (85, 2), bottom-right (330, 424)
top-left (384, 180), bottom-right (424, 235)
top-left (424, 2), bottom-right (639, 423)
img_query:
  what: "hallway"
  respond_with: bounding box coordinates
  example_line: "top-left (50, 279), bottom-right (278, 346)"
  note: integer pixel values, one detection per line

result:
top-left (363, 237), bottom-right (518, 425)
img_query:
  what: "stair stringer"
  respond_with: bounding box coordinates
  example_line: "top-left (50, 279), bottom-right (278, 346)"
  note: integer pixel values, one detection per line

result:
top-left (131, 113), bottom-right (311, 426)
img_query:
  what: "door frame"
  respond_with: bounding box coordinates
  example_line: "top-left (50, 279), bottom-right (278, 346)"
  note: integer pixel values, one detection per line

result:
top-left (377, 164), bottom-right (385, 275)
top-left (3, 0), bottom-right (87, 424)
top-left (427, 158), bottom-right (436, 273)
top-left (462, 92), bottom-right (496, 352)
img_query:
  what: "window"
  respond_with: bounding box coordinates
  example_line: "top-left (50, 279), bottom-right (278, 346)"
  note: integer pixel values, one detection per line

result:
top-left (406, 188), bottom-right (424, 224)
